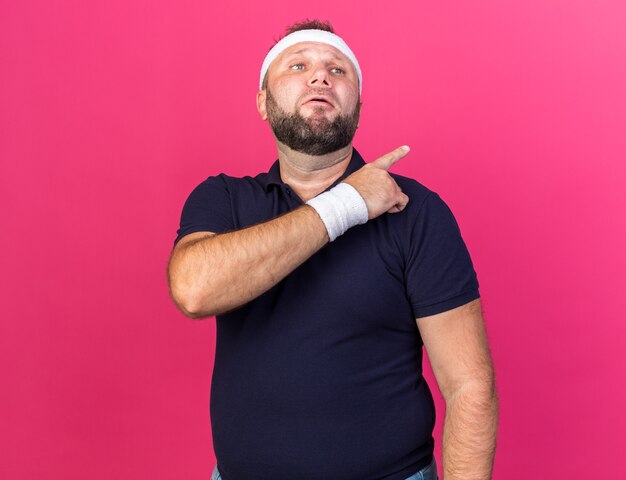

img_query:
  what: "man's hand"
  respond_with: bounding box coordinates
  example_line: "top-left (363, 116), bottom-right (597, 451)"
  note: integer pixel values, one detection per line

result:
top-left (342, 146), bottom-right (411, 219)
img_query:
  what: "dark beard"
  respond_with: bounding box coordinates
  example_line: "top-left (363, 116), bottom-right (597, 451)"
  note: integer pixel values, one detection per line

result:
top-left (265, 88), bottom-right (360, 156)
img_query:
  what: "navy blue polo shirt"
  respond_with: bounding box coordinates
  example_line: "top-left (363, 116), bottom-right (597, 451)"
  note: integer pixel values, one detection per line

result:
top-left (175, 148), bottom-right (479, 480)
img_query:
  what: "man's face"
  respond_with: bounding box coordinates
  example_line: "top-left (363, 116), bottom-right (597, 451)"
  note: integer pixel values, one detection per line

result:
top-left (259, 41), bottom-right (361, 156)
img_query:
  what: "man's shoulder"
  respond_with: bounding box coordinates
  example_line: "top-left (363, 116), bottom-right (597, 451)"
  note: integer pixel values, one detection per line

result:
top-left (192, 168), bottom-right (273, 193)
top-left (389, 172), bottom-right (436, 206)
top-left (387, 173), bottom-right (462, 224)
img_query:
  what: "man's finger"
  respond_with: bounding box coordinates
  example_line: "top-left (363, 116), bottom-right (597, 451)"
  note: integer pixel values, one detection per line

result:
top-left (370, 145), bottom-right (410, 170)
top-left (386, 192), bottom-right (410, 214)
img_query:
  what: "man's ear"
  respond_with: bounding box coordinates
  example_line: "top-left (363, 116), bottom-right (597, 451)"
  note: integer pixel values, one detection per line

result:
top-left (256, 90), bottom-right (268, 121)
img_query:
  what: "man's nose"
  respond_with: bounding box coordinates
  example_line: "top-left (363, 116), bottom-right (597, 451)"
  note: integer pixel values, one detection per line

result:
top-left (307, 66), bottom-right (331, 88)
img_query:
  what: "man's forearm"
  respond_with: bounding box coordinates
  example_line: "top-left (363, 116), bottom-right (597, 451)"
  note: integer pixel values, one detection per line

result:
top-left (442, 382), bottom-right (499, 479)
top-left (168, 205), bottom-right (328, 318)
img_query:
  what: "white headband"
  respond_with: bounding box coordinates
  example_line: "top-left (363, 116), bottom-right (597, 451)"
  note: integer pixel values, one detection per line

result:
top-left (259, 29), bottom-right (362, 94)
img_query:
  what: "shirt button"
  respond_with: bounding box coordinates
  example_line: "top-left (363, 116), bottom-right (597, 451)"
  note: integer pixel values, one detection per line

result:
top-left (285, 187), bottom-right (291, 195)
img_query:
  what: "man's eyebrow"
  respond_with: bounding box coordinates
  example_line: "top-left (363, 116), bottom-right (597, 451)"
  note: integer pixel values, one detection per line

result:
top-left (282, 48), bottom-right (346, 62)
top-left (285, 48), bottom-right (308, 56)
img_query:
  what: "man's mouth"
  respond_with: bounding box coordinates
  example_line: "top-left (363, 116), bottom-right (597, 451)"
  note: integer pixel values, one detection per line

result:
top-left (304, 96), bottom-right (334, 107)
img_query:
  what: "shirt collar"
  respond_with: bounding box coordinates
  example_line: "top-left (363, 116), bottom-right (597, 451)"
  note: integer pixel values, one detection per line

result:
top-left (260, 147), bottom-right (366, 192)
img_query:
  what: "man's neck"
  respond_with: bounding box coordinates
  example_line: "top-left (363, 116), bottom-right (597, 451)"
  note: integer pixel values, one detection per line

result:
top-left (275, 142), bottom-right (353, 202)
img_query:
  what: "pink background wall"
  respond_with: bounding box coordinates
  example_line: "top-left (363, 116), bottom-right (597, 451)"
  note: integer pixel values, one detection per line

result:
top-left (2, 1), bottom-right (625, 478)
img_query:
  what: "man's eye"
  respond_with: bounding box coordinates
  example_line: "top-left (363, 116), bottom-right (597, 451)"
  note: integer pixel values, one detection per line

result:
top-left (330, 67), bottom-right (345, 74)
top-left (290, 64), bottom-right (305, 70)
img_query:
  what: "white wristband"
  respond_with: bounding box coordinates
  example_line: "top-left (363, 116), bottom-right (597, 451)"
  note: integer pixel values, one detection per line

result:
top-left (306, 182), bottom-right (369, 241)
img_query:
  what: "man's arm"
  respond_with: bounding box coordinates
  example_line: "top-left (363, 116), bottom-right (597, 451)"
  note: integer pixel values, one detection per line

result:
top-left (416, 298), bottom-right (498, 480)
top-left (168, 206), bottom-right (328, 318)
top-left (167, 146), bottom-right (410, 318)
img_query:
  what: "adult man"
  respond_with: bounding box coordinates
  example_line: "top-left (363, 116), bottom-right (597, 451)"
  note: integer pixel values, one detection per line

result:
top-left (168, 19), bottom-right (497, 480)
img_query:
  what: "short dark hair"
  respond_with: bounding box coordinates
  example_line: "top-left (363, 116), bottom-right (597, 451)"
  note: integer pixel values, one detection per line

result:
top-left (283, 19), bottom-right (334, 37)
top-left (261, 19), bottom-right (336, 90)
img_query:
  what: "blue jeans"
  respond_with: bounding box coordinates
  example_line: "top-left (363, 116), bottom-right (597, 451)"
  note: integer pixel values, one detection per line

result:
top-left (210, 457), bottom-right (438, 480)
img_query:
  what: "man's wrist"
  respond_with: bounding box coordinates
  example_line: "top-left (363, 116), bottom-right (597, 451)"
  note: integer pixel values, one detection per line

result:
top-left (306, 182), bottom-right (368, 241)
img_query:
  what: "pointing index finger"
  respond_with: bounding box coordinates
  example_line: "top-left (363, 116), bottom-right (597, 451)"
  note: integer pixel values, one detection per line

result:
top-left (371, 145), bottom-right (410, 170)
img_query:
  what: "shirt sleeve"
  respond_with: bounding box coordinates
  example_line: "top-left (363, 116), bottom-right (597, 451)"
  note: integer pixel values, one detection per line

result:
top-left (174, 174), bottom-right (234, 246)
top-left (405, 192), bottom-right (480, 318)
